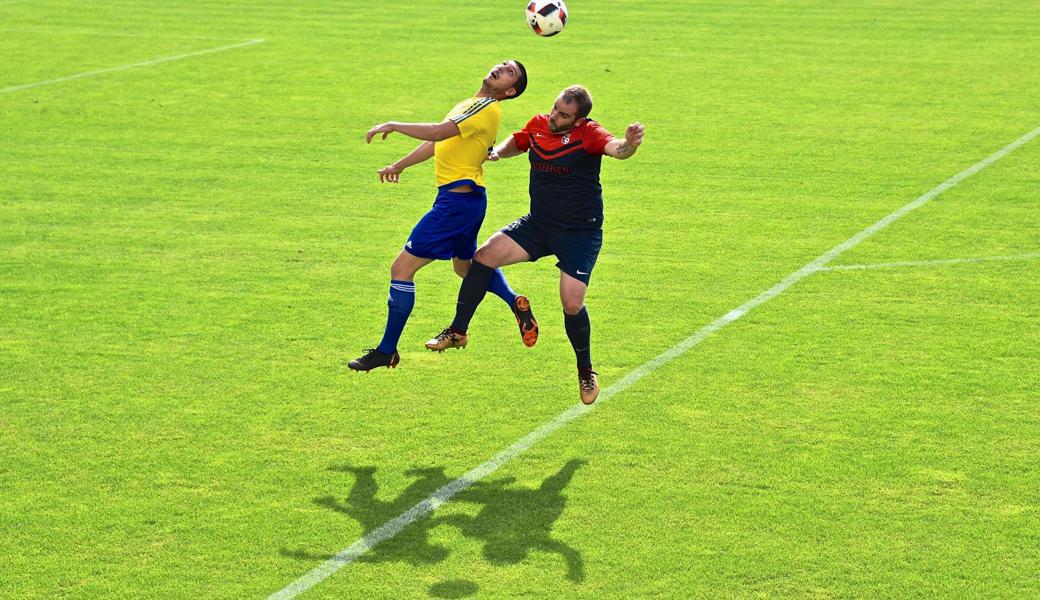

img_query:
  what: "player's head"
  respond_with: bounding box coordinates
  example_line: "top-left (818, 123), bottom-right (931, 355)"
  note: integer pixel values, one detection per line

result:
top-left (483, 60), bottom-right (527, 101)
top-left (547, 85), bottom-right (592, 133)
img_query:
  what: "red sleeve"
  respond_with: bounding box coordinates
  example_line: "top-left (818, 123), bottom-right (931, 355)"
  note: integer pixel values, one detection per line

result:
top-left (583, 121), bottom-right (615, 155)
top-left (512, 130), bottom-right (530, 151)
top-left (512, 115), bottom-right (541, 152)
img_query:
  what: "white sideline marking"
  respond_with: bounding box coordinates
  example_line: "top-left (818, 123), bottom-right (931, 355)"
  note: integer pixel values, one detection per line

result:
top-left (0, 26), bottom-right (249, 41)
top-left (819, 252), bottom-right (1040, 272)
top-left (0, 38), bottom-right (264, 94)
top-left (270, 124), bottom-right (1040, 600)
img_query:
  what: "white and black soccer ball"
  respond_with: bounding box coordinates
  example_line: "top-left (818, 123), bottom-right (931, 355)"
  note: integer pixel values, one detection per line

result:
top-left (526, 0), bottom-right (568, 37)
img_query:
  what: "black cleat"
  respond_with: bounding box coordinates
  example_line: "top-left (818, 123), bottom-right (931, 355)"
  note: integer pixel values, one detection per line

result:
top-left (348, 348), bottom-right (401, 372)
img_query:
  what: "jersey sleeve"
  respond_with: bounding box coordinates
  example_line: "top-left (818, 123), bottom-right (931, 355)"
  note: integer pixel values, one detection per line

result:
top-left (513, 115), bottom-right (544, 150)
top-left (449, 98), bottom-right (496, 138)
top-left (583, 121), bottom-right (615, 155)
top-left (512, 115), bottom-right (542, 151)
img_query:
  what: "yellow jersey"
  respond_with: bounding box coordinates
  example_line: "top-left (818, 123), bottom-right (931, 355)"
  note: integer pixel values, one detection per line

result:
top-left (434, 96), bottom-right (500, 188)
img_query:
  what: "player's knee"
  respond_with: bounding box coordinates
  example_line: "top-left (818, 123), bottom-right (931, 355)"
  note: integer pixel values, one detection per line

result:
top-left (562, 298), bottom-right (585, 315)
top-left (390, 262), bottom-right (415, 281)
top-left (473, 247), bottom-right (497, 268)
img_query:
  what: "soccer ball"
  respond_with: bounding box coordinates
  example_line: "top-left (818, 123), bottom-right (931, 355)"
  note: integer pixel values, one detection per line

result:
top-left (526, 0), bottom-right (568, 37)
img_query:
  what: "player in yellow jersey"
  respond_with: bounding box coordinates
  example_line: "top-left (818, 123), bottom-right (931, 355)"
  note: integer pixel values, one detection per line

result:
top-left (349, 60), bottom-right (533, 371)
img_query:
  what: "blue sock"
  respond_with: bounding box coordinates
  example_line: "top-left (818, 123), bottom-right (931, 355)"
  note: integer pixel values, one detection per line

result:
top-left (376, 280), bottom-right (415, 354)
top-left (487, 268), bottom-right (518, 307)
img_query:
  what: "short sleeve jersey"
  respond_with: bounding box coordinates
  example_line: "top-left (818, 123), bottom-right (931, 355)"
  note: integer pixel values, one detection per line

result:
top-left (434, 96), bottom-right (501, 188)
top-left (512, 114), bottom-right (615, 228)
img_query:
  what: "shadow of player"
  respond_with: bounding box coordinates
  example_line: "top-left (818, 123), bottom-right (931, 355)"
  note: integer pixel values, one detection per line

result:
top-left (282, 465), bottom-right (453, 565)
top-left (281, 459), bottom-right (586, 584)
top-left (435, 459), bottom-right (587, 582)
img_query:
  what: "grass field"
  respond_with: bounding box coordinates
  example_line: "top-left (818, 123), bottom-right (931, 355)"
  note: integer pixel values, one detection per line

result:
top-left (2, 1), bottom-right (1039, 598)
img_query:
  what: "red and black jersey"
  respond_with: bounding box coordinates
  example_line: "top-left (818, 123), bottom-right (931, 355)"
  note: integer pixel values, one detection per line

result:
top-left (512, 114), bottom-right (614, 229)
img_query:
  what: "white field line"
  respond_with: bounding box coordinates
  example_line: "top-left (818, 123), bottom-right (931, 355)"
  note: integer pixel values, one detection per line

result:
top-left (0, 26), bottom-right (249, 41)
top-left (0, 38), bottom-right (264, 94)
top-left (819, 252), bottom-right (1040, 272)
top-left (269, 124), bottom-right (1040, 600)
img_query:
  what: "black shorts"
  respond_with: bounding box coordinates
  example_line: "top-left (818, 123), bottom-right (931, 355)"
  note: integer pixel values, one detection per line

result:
top-left (502, 215), bottom-right (602, 285)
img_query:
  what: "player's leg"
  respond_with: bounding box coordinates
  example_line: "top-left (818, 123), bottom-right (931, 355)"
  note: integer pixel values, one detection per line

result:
top-left (560, 273), bottom-right (591, 369)
top-left (560, 272), bottom-right (598, 403)
top-left (554, 228), bottom-right (602, 403)
top-left (351, 191), bottom-right (461, 371)
top-left (451, 257), bottom-right (470, 278)
top-left (460, 230), bottom-right (533, 327)
top-left (474, 232), bottom-right (539, 348)
top-left (451, 207), bottom-right (521, 310)
top-left (349, 249), bottom-right (433, 371)
top-left (381, 248), bottom-right (433, 351)
top-left (452, 257), bottom-right (519, 311)
top-left (426, 229), bottom-right (535, 351)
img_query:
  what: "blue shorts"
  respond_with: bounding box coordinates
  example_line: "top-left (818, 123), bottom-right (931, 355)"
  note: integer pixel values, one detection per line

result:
top-left (405, 181), bottom-right (487, 260)
top-left (502, 214), bottom-right (602, 285)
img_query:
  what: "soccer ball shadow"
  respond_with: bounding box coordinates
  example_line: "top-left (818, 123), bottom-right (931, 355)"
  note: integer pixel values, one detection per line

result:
top-left (428, 579), bottom-right (479, 599)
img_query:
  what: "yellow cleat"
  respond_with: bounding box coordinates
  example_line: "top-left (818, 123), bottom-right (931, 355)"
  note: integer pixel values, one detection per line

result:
top-left (425, 327), bottom-right (469, 352)
top-left (578, 369), bottom-right (599, 405)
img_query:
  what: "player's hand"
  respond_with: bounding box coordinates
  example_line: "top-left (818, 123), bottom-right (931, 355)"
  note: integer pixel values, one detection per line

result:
top-left (625, 122), bottom-right (645, 148)
top-left (377, 164), bottom-right (403, 183)
top-left (486, 149), bottom-right (501, 162)
top-left (366, 122), bottom-right (395, 143)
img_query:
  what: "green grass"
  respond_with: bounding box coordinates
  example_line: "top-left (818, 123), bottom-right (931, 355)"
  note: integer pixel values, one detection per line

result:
top-left (2, 0), bottom-right (1039, 597)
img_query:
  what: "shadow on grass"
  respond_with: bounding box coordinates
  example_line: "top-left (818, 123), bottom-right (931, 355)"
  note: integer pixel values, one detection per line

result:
top-left (281, 459), bottom-right (587, 587)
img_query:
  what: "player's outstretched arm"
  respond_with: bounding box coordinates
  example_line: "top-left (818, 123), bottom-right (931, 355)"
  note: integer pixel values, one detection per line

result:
top-left (366, 120), bottom-right (461, 143)
top-left (487, 137), bottom-right (523, 162)
top-left (604, 122), bottom-right (645, 160)
top-left (376, 141), bottom-right (435, 183)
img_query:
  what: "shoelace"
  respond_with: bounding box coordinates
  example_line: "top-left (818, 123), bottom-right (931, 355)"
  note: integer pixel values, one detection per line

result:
top-left (435, 328), bottom-right (455, 341)
top-left (579, 371), bottom-right (597, 391)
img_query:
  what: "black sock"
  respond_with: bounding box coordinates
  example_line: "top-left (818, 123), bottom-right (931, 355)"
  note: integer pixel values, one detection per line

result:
top-left (564, 306), bottom-right (592, 370)
top-left (450, 261), bottom-right (495, 334)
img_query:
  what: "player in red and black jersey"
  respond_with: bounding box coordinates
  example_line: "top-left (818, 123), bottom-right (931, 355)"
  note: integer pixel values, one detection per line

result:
top-left (425, 85), bottom-right (645, 404)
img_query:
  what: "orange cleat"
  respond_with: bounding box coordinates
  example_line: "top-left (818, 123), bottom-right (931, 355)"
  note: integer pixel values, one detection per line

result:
top-left (512, 295), bottom-right (539, 347)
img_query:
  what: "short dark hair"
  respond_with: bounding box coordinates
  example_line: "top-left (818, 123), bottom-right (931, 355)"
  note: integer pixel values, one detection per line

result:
top-left (561, 85), bottom-right (592, 119)
top-left (505, 60), bottom-right (528, 101)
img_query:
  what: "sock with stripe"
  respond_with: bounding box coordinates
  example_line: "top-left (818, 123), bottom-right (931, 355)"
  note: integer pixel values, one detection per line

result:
top-left (376, 280), bottom-right (415, 354)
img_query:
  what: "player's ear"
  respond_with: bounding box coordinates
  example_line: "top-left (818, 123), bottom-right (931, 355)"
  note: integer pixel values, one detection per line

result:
top-left (504, 87), bottom-right (517, 98)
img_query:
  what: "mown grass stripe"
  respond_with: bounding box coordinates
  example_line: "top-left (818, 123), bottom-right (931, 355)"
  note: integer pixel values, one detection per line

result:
top-left (820, 253), bottom-right (1040, 272)
top-left (0, 38), bottom-right (264, 94)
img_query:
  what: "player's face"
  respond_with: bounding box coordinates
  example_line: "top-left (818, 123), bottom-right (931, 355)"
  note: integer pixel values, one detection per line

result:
top-left (483, 61), bottom-right (522, 96)
top-left (547, 97), bottom-right (580, 133)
